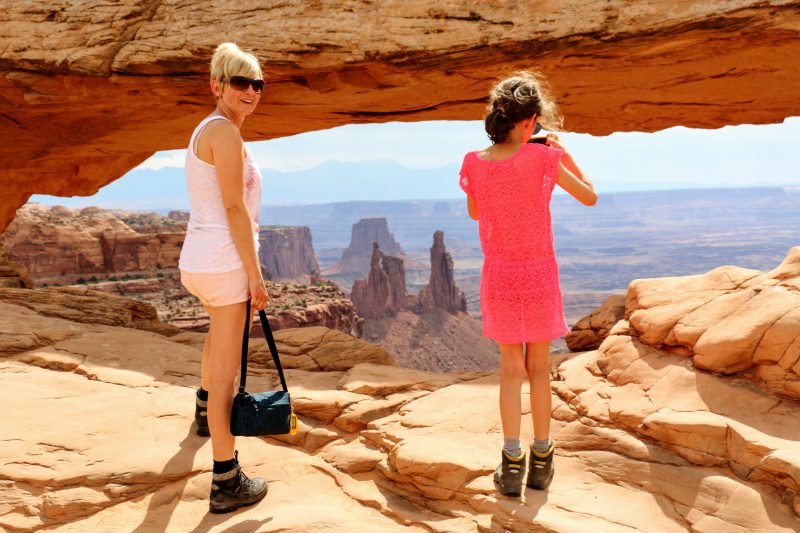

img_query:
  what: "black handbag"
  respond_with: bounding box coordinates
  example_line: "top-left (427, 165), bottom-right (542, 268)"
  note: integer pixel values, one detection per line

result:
top-left (230, 299), bottom-right (298, 436)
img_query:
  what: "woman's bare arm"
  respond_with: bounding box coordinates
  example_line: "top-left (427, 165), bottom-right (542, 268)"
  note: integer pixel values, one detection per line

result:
top-left (206, 120), bottom-right (262, 278)
top-left (556, 156), bottom-right (598, 206)
top-left (545, 137), bottom-right (598, 206)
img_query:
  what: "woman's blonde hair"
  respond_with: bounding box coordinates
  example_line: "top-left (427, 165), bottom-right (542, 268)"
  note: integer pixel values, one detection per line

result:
top-left (210, 42), bottom-right (262, 82)
top-left (484, 71), bottom-right (563, 144)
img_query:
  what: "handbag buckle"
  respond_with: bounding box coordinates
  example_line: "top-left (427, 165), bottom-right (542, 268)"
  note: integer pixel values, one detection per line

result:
top-left (290, 412), bottom-right (298, 435)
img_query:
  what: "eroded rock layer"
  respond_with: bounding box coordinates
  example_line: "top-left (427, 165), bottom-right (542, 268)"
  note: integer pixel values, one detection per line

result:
top-left (3, 204), bottom-right (183, 282)
top-left (351, 242), bottom-right (411, 319)
top-left (330, 218), bottom-right (406, 278)
top-left (624, 246), bottom-right (800, 400)
top-left (414, 230), bottom-right (467, 315)
top-left (3, 2), bottom-right (800, 229)
top-left (0, 242), bottom-right (33, 289)
top-left (2, 252), bottom-right (799, 530)
top-left (258, 226), bottom-right (320, 282)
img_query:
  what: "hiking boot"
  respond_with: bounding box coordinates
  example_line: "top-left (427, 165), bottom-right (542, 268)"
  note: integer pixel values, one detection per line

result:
top-left (493, 449), bottom-right (526, 497)
top-left (195, 390), bottom-right (209, 437)
top-left (526, 441), bottom-right (555, 490)
top-left (209, 452), bottom-right (268, 514)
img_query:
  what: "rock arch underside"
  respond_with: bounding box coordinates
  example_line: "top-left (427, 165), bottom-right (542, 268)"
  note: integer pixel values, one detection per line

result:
top-left (1, 1), bottom-right (800, 230)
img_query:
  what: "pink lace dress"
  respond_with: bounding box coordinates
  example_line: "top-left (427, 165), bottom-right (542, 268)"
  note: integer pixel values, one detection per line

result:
top-left (459, 143), bottom-right (569, 344)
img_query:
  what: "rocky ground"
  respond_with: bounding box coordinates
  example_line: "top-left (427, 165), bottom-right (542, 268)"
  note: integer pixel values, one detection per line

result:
top-left (1, 248), bottom-right (799, 531)
top-left (363, 310), bottom-right (499, 372)
top-left (79, 273), bottom-right (363, 338)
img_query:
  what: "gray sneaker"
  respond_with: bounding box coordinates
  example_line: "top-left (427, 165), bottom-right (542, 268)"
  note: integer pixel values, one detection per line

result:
top-left (195, 391), bottom-right (209, 437)
top-left (526, 441), bottom-right (555, 490)
top-left (209, 452), bottom-right (268, 514)
top-left (493, 449), bottom-right (526, 497)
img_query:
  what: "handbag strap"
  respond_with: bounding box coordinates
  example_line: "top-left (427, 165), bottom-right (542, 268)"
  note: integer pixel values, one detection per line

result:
top-left (238, 299), bottom-right (289, 394)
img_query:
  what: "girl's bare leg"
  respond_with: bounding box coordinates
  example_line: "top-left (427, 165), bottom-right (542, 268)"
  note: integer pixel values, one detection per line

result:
top-left (525, 340), bottom-right (552, 441)
top-left (498, 343), bottom-right (526, 441)
top-left (206, 301), bottom-right (251, 461)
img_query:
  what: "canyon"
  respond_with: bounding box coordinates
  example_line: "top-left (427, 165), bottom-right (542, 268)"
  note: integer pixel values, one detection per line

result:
top-left (351, 231), bottom-right (493, 371)
top-left (4, 204), bottom-right (322, 285)
top-left (2, 204), bottom-right (361, 337)
top-left (324, 217), bottom-right (426, 289)
top-left (258, 226), bottom-right (319, 283)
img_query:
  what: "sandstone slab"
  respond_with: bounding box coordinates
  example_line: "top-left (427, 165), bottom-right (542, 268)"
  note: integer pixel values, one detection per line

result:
top-left (624, 247), bottom-right (800, 399)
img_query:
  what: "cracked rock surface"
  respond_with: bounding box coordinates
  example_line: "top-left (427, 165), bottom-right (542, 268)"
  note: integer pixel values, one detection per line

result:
top-left (2, 250), bottom-right (800, 531)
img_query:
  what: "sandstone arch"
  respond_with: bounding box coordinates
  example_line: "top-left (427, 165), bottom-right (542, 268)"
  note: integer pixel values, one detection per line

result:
top-left (1, 1), bottom-right (799, 230)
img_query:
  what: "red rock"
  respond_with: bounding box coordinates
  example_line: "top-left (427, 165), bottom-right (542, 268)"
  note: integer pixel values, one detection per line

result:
top-left (566, 294), bottom-right (626, 351)
top-left (0, 286), bottom-right (179, 336)
top-left (3, 3), bottom-right (800, 231)
top-left (351, 242), bottom-right (411, 319)
top-left (2, 268), bottom-right (800, 530)
top-left (258, 226), bottom-right (320, 282)
top-left (625, 246), bottom-right (800, 399)
top-left (4, 204), bottom-right (183, 283)
top-left (0, 242), bottom-right (33, 289)
top-left (330, 218), bottom-right (405, 278)
top-left (414, 230), bottom-right (467, 315)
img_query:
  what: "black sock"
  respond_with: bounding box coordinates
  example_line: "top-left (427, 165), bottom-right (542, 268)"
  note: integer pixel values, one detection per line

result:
top-left (213, 457), bottom-right (237, 474)
top-left (197, 387), bottom-right (209, 401)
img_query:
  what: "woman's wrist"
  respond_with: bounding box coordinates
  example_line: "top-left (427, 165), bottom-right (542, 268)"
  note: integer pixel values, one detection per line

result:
top-left (245, 264), bottom-right (262, 279)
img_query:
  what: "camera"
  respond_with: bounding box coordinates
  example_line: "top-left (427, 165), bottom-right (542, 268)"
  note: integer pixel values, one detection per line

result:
top-left (527, 123), bottom-right (548, 145)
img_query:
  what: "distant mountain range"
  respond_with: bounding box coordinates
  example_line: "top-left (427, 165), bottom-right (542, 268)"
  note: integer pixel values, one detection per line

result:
top-left (31, 158), bottom-right (799, 210)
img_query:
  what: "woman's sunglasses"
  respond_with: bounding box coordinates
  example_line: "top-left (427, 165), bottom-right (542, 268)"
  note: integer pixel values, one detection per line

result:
top-left (222, 76), bottom-right (265, 93)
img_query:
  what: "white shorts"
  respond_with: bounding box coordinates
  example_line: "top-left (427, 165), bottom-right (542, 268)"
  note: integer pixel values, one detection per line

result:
top-left (180, 267), bottom-right (249, 308)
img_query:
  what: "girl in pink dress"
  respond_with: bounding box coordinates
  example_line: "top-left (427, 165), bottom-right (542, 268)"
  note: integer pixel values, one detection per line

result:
top-left (459, 72), bottom-right (598, 496)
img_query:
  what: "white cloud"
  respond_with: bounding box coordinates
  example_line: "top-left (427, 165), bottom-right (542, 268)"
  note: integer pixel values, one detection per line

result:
top-left (136, 150), bottom-right (186, 170)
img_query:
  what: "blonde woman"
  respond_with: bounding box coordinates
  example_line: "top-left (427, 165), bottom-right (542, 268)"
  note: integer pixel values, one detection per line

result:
top-left (178, 42), bottom-right (269, 513)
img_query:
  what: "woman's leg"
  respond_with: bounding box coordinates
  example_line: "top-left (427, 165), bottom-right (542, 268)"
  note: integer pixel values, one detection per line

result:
top-left (206, 301), bottom-right (250, 461)
top-left (525, 340), bottom-right (552, 441)
top-left (200, 304), bottom-right (211, 392)
top-left (498, 343), bottom-right (526, 442)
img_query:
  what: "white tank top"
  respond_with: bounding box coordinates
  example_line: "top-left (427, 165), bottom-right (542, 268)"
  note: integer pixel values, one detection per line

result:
top-left (178, 116), bottom-right (262, 273)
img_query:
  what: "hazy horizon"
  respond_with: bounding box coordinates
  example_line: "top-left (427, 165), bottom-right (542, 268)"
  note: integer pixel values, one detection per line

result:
top-left (29, 118), bottom-right (800, 210)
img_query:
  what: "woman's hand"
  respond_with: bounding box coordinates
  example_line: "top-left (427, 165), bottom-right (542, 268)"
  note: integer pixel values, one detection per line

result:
top-left (249, 275), bottom-right (269, 310)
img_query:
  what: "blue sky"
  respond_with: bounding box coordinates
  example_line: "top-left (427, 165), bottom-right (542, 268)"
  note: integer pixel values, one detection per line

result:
top-left (31, 117), bottom-right (800, 210)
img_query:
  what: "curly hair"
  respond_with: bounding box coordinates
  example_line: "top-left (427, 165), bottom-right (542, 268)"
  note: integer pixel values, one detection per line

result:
top-left (484, 71), bottom-right (563, 144)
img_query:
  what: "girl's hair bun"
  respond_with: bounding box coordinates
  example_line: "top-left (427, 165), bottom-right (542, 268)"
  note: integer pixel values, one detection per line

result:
top-left (484, 71), bottom-right (563, 144)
